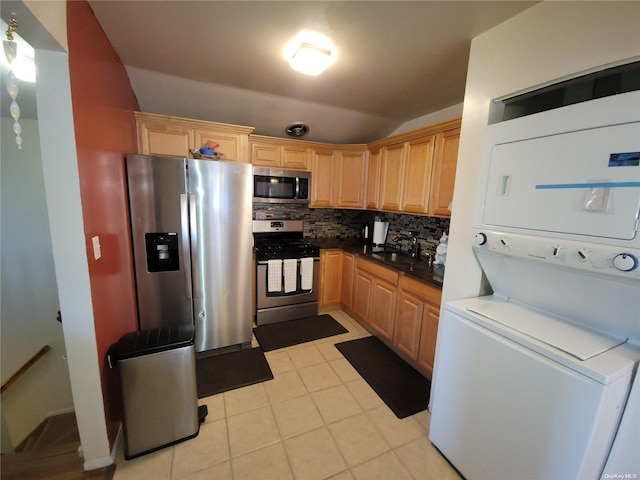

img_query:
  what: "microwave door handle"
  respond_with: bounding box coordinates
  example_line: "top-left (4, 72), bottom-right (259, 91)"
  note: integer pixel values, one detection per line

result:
top-left (188, 193), bottom-right (201, 298)
top-left (295, 176), bottom-right (300, 200)
top-left (180, 194), bottom-right (193, 299)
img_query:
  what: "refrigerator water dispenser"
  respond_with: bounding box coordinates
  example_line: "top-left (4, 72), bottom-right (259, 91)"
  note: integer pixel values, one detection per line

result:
top-left (145, 232), bottom-right (179, 272)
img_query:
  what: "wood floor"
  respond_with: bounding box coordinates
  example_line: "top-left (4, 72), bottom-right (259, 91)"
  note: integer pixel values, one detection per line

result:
top-left (1, 413), bottom-right (115, 480)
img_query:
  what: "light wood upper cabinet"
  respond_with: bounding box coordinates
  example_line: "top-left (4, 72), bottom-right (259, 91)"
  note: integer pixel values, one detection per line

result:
top-left (135, 112), bottom-right (253, 162)
top-left (429, 127), bottom-right (460, 217)
top-left (310, 149), bottom-right (335, 207)
top-left (282, 145), bottom-right (311, 170)
top-left (366, 148), bottom-right (381, 209)
top-left (368, 118), bottom-right (461, 217)
top-left (194, 128), bottom-right (248, 163)
top-left (311, 146), bottom-right (367, 209)
top-left (401, 135), bottom-right (435, 214)
top-left (136, 118), bottom-right (192, 157)
top-left (250, 137), bottom-right (311, 170)
top-left (250, 141), bottom-right (280, 167)
top-left (335, 148), bottom-right (367, 208)
top-left (379, 143), bottom-right (405, 211)
top-left (134, 112), bottom-right (461, 217)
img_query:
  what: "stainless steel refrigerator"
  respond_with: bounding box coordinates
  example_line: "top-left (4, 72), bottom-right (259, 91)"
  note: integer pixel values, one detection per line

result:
top-left (126, 154), bottom-right (253, 353)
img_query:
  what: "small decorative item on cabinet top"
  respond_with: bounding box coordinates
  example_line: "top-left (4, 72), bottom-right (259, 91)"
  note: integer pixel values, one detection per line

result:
top-left (190, 141), bottom-right (225, 160)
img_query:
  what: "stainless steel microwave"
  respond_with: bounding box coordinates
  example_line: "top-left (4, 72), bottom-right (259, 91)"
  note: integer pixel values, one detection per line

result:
top-left (253, 167), bottom-right (311, 204)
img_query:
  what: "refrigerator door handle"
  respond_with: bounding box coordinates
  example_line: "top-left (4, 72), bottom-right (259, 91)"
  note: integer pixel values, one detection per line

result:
top-left (188, 193), bottom-right (201, 298)
top-left (180, 194), bottom-right (193, 299)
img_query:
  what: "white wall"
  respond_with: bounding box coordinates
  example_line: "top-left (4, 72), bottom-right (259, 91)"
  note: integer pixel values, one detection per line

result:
top-left (389, 103), bottom-right (464, 136)
top-left (0, 118), bottom-right (73, 449)
top-left (443, 1), bottom-right (640, 305)
top-left (35, 49), bottom-right (112, 470)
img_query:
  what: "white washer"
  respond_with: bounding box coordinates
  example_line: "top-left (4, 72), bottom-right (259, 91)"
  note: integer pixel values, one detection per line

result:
top-left (430, 296), bottom-right (639, 480)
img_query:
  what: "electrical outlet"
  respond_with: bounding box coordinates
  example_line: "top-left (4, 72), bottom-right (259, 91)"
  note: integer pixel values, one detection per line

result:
top-left (92, 236), bottom-right (101, 260)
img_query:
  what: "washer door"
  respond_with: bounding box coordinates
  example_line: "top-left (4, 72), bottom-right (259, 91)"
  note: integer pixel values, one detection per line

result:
top-left (429, 306), bottom-right (632, 480)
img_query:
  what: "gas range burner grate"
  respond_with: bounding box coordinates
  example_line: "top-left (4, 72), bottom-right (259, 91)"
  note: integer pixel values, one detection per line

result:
top-left (252, 219), bottom-right (319, 261)
top-left (254, 238), bottom-right (320, 261)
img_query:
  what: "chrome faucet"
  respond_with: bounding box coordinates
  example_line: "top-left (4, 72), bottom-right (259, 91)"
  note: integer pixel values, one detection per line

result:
top-left (410, 234), bottom-right (421, 258)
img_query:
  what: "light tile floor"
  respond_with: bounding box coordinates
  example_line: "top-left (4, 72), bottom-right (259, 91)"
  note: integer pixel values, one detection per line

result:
top-left (113, 310), bottom-right (462, 480)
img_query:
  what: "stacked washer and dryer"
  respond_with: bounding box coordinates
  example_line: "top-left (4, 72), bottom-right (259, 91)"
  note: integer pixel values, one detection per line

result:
top-left (430, 89), bottom-right (640, 479)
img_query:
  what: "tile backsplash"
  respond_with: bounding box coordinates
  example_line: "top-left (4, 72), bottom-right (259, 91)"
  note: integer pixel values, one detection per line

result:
top-left (252, 204), bottom-right (449, 256)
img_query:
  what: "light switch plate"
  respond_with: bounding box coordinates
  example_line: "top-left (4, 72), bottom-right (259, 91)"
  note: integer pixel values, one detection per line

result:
top-left (92, 235), bottom-right (101, 260)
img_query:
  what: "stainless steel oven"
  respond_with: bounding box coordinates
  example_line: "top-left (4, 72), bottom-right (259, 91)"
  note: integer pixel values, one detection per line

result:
top-left (253, 220), bottom-right (320, 325)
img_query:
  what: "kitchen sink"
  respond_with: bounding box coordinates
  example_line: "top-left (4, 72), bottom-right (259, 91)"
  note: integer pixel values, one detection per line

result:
top-left (371, 250), bottom-right (414, 264)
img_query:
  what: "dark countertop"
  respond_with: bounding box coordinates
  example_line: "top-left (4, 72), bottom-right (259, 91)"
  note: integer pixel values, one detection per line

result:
top-left (309, 238), bottom-right (444, 289)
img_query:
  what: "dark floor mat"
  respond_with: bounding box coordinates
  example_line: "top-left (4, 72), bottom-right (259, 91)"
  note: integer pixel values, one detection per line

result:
top-left (196, 347), bottom-right (273, 398)
top-left (335, 336), bottom-right (431, 419)
top-left (253, 314), bottom-right (348, 352)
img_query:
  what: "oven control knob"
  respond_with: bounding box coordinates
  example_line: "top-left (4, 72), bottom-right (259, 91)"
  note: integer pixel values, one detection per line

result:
top-left (473, 232), bottom-right (487, 246)
top-left (613, 253), bottom-right (638, 272)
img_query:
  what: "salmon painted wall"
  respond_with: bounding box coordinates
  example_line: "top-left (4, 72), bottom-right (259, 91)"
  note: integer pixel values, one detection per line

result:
top-left (66, 0), bottom-right (140, 446)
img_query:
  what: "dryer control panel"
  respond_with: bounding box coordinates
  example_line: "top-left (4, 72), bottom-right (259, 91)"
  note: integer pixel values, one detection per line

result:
top-left (472, 229), bottom-right (640, 280)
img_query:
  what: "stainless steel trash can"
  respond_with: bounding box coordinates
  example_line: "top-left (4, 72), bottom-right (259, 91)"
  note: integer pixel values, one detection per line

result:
top-left (109, 324), bottom-right (205, 459)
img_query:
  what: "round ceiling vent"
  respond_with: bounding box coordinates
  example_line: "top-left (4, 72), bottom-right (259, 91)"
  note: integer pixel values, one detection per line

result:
top-left (285, 122), bottom-right (310, 137)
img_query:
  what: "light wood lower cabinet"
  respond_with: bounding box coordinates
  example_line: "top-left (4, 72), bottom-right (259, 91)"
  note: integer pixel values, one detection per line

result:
top-left (393, 290), bottom-right (424, 361)
top-left (319, 250), bottom-right (343, 311)
top-left (395, 275), bottom-right (442, 377)
top-left (337, 250), bottom-right (442, 379)
top-left (352, 268), bottom-right (373, 325)
top-left (369, 278), bottom-right (397, 341)
top-left (417, 304), bottom-right (440, 376)
top-left (341, 252), bottom-right (355, 310)
top-left (353, 257), bottom-right (399, 341)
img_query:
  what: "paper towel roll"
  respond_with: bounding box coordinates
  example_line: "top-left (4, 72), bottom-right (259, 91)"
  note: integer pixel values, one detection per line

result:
top-left (373, 221), bottom-right (389, 246)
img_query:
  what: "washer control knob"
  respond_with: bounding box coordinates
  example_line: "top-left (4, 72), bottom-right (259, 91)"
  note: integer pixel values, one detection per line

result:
top-left (613, 253), bottom-right (639, 272)
top-left (473, 232), bottom-right (487, 246)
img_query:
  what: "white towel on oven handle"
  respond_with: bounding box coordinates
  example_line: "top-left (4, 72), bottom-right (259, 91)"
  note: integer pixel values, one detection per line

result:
top-left (300, 257), bottom-right (314, 291)
top-left (283, 258), bottom-right (298, 293)
top-left (267, 259), bottom-right (282, 293)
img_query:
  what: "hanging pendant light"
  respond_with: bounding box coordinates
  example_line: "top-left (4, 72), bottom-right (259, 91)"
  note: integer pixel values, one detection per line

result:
top-left (3, 17), bottom-right (23, 149)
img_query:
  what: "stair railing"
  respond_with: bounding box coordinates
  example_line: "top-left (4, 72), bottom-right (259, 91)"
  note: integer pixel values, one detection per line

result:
top-left (1, 345), bottom-right (52, 394)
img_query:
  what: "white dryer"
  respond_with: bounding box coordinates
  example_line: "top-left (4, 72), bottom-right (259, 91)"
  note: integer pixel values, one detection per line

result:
top-left (430, 90), bottom-right (640, 480)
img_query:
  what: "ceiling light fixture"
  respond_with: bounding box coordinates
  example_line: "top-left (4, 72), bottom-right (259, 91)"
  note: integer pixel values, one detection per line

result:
top-left (285, 30), bottom-right (335, 76)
